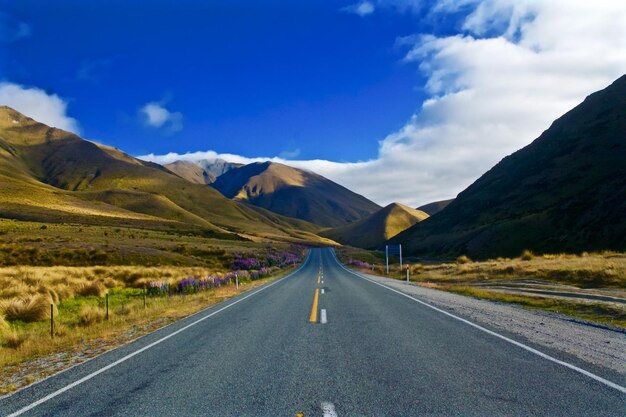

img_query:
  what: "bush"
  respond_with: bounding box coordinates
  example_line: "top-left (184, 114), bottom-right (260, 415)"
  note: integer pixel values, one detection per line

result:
top-left (78, 305), bottom-right (105, 326)
top-left (78, 282), bottom-right (107, 297)
top-left (3, 295), bottom-right (56, 322)
top-left (521, 250), bottom-right (534, 261)
top-left (457, 255), bottom-right (472, 264)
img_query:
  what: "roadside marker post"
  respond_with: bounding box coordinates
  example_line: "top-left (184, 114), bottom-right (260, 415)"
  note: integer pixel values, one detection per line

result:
top-left (50, 304), bottom-right (54, 339)
top-left (105, 294), bottom-right (109, 321)
top-left (406, 264), bottom-right (410, 283)
top-left (143, 286), bottom-right (147, 309)
top-left (236, 272), bottom-right (239, 289)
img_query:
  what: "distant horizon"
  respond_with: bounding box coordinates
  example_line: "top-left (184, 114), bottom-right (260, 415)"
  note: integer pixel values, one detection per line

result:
top-left (1, 1), bottom-right (624, 207)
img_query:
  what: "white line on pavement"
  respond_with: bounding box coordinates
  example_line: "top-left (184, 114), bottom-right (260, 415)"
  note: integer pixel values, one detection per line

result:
top-left (330, 249), bottom-right (626, 395)
top-left (321, 289), bottom-right (325, 294)
top-left (5, 254), bottom-right (313, 417)
top-left (321, 401), bottom-right (338, 417)
top-left (321, 309), bottom-right (327, 324)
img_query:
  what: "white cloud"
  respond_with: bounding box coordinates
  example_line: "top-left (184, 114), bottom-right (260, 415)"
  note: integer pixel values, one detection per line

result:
top-left (0, 82), bottom-right (81, 133)
top-left (341, 1), bottom-right (375, 17)
top-left (140, 0), bottom-right (626, 207)
top-left (139, 101), bottom-right (183, 132)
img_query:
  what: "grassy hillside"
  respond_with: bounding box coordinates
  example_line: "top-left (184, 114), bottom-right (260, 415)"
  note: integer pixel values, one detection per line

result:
top-left (0, 106), bottom-right (328, 244)
top-left (417, 199), bottom-right (454, 216)
top-left (322, 203), bottom-right (428, 249)
top-left (211, 161), bottom-right (381, 227)
top-left (392, 75), bottom-right (626, 259)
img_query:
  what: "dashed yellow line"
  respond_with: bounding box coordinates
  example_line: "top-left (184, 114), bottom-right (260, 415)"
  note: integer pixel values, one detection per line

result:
top-left (309, 288), bottom-right (320, 323)
top-left (317, 274), bottom-right (320, 285)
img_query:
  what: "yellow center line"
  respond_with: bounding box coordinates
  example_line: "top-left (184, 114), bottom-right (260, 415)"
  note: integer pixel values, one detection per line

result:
top-left (317, 274), bottom-right (320, 285)
top-left (309, 288), bottom-right (320, 323)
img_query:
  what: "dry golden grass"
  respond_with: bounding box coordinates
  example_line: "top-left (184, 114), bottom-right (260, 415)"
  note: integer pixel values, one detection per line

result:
top-left (456, 255), bottom-right (472, 264)
top-left (0, 265), bottom-right (242, 306)
top-left (78, 305), bottom-right (106, 326)
top-left (340, 248), bottom-right (626, 327)
top-left (77, 282), bottom-right (107, 297)
top-left (350, 250), bottom-right (626, 289)
top-left (1, 329), bottom-right (27, 349)
top-left (0, 264), bottom-right (298, 395)
top-left (2, 294), bottom-right (57, 322)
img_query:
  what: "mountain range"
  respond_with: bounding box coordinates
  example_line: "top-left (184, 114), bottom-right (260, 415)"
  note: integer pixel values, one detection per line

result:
top-left (391, 75), bottom-right (626, 258)
top-left (1, 75), bottom-right (624, 257)
top-left (0, 106), bottom-right (328, 244)
top-left (210, 161), bottom-right (381, 227)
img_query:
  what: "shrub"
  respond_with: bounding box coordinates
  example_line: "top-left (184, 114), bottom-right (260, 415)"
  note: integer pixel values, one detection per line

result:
top-left (116, 304), bottom-right (134, 316)
top-left (78, 305), bottom-right (105, 326)
top-left (233, 257), bottom-right (260, 270)
top-left (78, 282), bottom-right (107, 297)
top-left (521, 250), bottom-right (534, 261)
top-left (1, 329), bottom-right (27, 349)
top-left (349, 259), bottom-right (371, 269)
top-left (3, 295), bottom-right (56, 322)
top-left (457, 255), bottom-right (472, 264)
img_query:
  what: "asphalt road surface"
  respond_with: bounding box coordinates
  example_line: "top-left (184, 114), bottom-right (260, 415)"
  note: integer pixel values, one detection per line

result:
top-left (1, 248), bottom-right (624, 416)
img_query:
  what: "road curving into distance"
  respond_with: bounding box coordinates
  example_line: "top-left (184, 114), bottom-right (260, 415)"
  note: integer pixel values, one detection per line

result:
top-left (1, 248), bottom-right (624, 416)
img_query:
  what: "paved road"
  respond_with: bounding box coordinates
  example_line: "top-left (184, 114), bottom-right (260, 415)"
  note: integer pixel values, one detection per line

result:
top-left (1, 248), bottom-right (624, 416)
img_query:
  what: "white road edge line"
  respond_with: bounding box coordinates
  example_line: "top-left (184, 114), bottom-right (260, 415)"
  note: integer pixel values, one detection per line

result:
top-left (321, 309), bottom-right (327, 324)
top-left (321, 401), bottom-right (338, 417)
top-left (330, 249), bottom-right (626, 395)
top-left (5, 253), bottom-right (313, 417)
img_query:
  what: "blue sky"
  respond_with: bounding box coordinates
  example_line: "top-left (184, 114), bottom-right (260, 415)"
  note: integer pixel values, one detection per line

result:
top-left (1, 0), bottom-right (459, 161)
top-left (1, 1), bottom-right (623, 206)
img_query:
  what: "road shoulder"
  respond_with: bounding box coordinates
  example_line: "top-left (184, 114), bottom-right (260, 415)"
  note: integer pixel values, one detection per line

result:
top-left (357, 270), bottom-right (626, 378)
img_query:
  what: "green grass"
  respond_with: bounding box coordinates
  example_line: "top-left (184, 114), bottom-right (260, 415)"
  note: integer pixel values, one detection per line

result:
top-left (443, 285), bottom-right (626, 328)
top-left (0, 219), bottom-right (297, 267)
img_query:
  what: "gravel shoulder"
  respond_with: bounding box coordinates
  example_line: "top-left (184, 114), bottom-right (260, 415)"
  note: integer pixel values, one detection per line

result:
top-left (361, 271), bottom-right (626, 377)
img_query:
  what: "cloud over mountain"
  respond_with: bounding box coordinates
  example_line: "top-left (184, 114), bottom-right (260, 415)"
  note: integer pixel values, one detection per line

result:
top-left (138, 1), bottom-right (625, 207)
top-left (0, 82), bottom-right (80, 134)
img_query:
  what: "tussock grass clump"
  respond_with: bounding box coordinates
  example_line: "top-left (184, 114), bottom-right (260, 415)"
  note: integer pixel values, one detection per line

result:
top-left (521, 250), bottom-right (534, 261)
top-left (3, 295), bottom-right (56, 322)
top-left (1, 329), bottom-right (28, 349)
top-left (0, 313), bottom-right (8, 331)
top-left (77, 282), bottom-right (107, 297)
top-left (410, 264), bottom-right (424, 274)
top-left (78, 305), bottom-right (106, 326)
top-left (116, 304), bottom-right (134, 316)
top-left (457, 255), bottom-right (472, 264)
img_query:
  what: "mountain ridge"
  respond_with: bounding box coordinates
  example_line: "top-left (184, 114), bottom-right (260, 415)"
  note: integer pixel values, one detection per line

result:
top-left (211, 161), bottom-right (381, 227)
top-left (391, 75), bottom-right (626, 258)
top-left (0, 106), bottom-right (329, 244)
